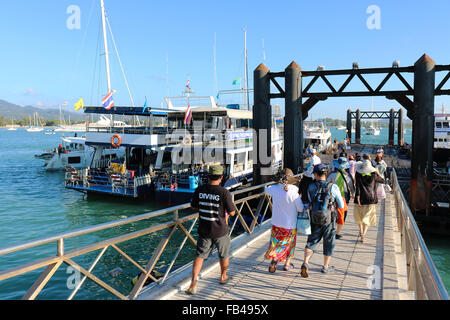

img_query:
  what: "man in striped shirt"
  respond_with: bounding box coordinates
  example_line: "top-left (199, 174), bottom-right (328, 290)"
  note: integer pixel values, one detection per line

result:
top-left (186, 165), bottom-right (236, 295)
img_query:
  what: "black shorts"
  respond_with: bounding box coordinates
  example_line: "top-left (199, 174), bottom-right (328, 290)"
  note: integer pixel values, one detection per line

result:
top-left (196, 235), bottom-right (231, 260)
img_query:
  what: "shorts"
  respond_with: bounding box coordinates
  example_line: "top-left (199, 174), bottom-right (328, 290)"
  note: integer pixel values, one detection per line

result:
top-left (196, 235), bottom-right (231, 260)
top-left (305, 222), bottom-right (336, 257)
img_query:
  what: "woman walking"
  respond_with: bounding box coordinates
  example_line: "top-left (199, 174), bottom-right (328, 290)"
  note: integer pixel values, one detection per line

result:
top-left (264, 168), bottom-right (304, 272)
top-left (374, 155), bottom-right (387, 200)
top-left (354, 155), bottom-right (385, 243)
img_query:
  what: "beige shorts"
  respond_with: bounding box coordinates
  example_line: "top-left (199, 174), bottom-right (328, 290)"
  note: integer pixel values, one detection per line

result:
top-left (354, 204), bottom-right (377, 226)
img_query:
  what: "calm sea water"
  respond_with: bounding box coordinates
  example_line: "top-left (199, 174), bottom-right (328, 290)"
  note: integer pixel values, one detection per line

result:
top-left (0, 126), bottom-right (448, 300)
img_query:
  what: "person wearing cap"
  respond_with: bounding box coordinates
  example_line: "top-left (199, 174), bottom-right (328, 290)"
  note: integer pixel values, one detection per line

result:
top-left (354, 155), bottom-right (385, 243)
top-left (300, 163), bottom-right (345, 277)
top-left (186, 165), bottom-right (237, 295)
top-left (327, 157), bottom-right (355, 240)
top-left (310, 149), bottom-right (321, 166)
top-left (264, 168), bottom-right (303, 272)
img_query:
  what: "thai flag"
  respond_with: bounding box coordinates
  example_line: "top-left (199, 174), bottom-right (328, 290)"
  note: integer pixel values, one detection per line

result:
top-left (186, 80), bottom-right (191, 92)
top-left (184, 104), bottom-right (192, 125)
top-left (102, 91), bottom-right (114, 110)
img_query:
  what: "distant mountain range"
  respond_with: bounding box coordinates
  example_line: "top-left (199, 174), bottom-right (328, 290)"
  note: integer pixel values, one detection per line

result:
top-left (0, 99), bottom-right (85, 121)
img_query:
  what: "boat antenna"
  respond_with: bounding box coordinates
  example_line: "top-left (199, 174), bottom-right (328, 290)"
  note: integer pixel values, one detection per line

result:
top-left (244, 28), bottom-right (250, 110)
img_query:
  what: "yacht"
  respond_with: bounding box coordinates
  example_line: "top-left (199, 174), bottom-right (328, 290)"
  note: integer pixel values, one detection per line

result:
top-left (303, 121), bottom-right (332, 153)
top-left (365, 125), bottom-right (381, 136)
top-left (35, 136), bottom-right (124, 171)
top-left (26, 113), bottom-right (44, 132)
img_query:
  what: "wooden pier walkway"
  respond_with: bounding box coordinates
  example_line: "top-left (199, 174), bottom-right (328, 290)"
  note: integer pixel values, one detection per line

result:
top-left (142, 191), bottom-right (412, 300)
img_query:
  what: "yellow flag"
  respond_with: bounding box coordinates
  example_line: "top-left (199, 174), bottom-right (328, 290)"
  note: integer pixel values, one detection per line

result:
top-left (74, 98), bottom-right (84, 111)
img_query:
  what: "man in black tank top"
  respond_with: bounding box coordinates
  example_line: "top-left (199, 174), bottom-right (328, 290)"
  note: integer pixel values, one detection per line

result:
top-left (186, 166), bottom-right (236, 295)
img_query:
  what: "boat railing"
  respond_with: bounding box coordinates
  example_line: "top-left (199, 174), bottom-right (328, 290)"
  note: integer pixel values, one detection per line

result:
top-left (0, 178), bottom-right (279, 300)
top-left (391, 169), bottom-right (449, 300)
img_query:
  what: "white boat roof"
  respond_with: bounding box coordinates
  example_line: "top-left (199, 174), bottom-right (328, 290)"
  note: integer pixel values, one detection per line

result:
top-left (61, 137), bottom-right (86, 144)
top-left (168, 107), bottom-right (253, 119)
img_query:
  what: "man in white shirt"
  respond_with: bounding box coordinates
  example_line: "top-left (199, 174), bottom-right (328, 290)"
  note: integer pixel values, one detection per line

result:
top-left (310, 149), bottom-right (322, 166)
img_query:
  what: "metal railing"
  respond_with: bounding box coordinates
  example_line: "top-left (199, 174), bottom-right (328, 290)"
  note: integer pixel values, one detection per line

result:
top-left (0, 180), bottom-right (274, 300)
top-left (391, 169), bottom-right (449, 300)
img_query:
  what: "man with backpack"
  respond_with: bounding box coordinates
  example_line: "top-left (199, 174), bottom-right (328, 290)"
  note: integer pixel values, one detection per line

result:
top-left (327, 157), bottom-right (355, 240)
top-left (300, 164), bottom-right (344, 277)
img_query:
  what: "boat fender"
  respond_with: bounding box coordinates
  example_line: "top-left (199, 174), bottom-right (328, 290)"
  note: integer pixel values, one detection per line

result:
top-left (182, 136), bottom-right (192, 145)
top-left (111, 135), bottom-right (122, 148)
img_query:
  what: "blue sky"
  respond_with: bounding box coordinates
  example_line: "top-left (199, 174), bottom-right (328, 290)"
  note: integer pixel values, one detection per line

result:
top-left (1, 0), bottom-right (450, 119)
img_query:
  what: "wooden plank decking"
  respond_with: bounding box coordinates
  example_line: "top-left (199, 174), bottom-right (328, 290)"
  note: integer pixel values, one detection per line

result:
top-left (168, 192), bottom-right (396, 301)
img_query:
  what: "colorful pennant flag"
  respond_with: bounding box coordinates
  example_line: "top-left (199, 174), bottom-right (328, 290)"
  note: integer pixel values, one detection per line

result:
top-left (232, 77), bottom-right (241, 86)
top-left (102, 91), bottom-right (114, 110)
top-left (186, 79), bottom-right (191, 92)
top-left (74, 98), bottom-right (84, 111)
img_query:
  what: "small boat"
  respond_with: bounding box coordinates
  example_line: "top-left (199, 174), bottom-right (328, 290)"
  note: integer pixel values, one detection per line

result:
top-left (35, 136), bottom-right (124, 171)
top-left (7, 117), bottom-right (17, 131)
top-left (336, 125), bottom-right (346, 130)
top-left (26, 113), bottom-right (44, 132)
top-left (365, 125), bottom-right (380, 136)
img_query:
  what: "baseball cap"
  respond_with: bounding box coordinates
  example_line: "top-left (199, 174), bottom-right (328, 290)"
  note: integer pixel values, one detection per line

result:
top-left (313, 163), bottom-right (328, 174)
top-left (209, 165), bottom-right (224, 176)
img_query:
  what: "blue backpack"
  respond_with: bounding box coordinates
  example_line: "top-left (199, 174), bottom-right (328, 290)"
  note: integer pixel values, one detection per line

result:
top-left (309, 181), bottom-right (335, 226)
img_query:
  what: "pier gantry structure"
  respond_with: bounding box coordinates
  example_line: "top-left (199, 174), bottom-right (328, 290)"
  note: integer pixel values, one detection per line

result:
top-left (252, 54), bottom-right (450, 215)
top-left (0, 170), bottom-right (447, 300)
top-left (346, 109), bottom-right (405, 146)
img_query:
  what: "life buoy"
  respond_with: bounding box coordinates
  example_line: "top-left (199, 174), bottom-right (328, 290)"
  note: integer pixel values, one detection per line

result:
top-left (111, 135), bottom-right (122, 148)
top-left (182, 136), bottom-right (192, 145)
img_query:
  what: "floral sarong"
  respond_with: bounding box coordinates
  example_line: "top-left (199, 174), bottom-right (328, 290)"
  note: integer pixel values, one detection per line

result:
top-left (264, 226), bottom-right (297, 262)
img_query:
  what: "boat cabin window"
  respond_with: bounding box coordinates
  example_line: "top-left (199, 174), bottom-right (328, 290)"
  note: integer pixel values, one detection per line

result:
top-left (68, 157), bottom-right (81, 164)
top-left (436, 122), bottom-right (442, 128)
top-left (444, 122), bottom-right (449, 128)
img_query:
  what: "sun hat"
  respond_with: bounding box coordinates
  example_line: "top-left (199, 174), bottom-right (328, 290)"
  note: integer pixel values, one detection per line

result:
top-left (310, 148), bottom-right (317, 154)
top-left (348, 155), bottom-right (355, 160)
top-left (355, 160), bottom-right (377, 174)
top-left (334, 157), bottom-right (350, 170)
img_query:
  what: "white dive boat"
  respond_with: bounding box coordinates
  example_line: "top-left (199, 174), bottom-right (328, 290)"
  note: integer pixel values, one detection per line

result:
top-left (26, 113), bottom-right (44, 132)
top-left (365, 125), bottom-right (381, 136)
top-left (336, 125), bottom-right (346, 130)
top-left (434, 106), bottom-right (450, 150)
top-left (35, 136), bottom-right (124, 171)
top-left (303, 121), bottom-right (332, 153)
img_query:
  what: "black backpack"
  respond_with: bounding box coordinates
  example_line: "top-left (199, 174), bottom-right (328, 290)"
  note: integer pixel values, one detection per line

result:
top-left (309, 181), bottom-right (336, 226)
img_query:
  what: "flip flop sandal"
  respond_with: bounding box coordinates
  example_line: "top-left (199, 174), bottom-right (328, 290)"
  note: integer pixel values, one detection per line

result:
top-left (220, 276), bottom-right (233, 285)
top-left (268, 260), bottom-right (277, 273)
top-left (300, 263), bottom-right (309, 278)
top-left (321, 266), bottom-right (335, 274)
top-left (185, 287), bottom-right (197, 295)
top-left (283, 263), bottom-right (294, 271)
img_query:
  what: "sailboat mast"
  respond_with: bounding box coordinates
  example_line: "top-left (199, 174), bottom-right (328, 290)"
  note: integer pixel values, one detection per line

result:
top-left (244, 28), bottom-right (250, 110)
top-left (101, 0), bottom-right (112, 93)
